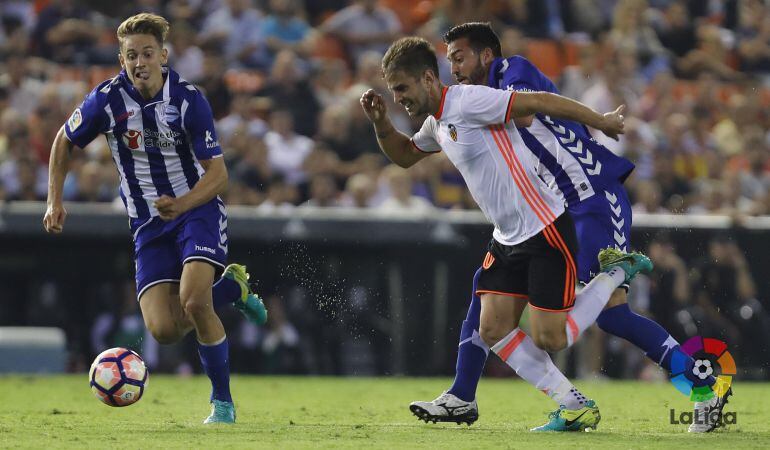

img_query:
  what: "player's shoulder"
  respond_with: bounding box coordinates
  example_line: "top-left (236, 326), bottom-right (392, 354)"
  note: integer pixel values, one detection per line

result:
top-left (506, 55), bottom-right (537, 70)
top-left (440, 84), bottom-right (506, 125)
top-left (450, 83), bottom-right (503, 105)
top-left (166, 68), bottom-right (202, 100)
top-left (85, 75), bottom-right (123, 103)
top-left (499, 56), bottom-right (543, 81)
top-left (448, 83), bottom-right (498, 99)
top-left (496, 55), bottom-right (557, 93)
top-left (419, 113), bottom-right (439, 131)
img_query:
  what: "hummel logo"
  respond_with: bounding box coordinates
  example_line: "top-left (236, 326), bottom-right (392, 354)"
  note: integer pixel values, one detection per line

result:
top-left (195, 244), bottom-right (216, 254)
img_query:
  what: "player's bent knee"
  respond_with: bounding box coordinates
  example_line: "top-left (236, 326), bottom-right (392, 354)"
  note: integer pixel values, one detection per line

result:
top-left (478, 325), bottom-right (509, 347)
top-left (532, 330), bottom-right (567, 352)
top-left (180, 295), bottom-right (213, 319)
top-left (145, 321), bottom-right (183, 345)
top-left (151, 330), bottom-right (180, 345)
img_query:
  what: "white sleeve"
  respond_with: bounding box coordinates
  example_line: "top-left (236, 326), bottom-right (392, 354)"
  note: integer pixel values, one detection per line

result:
top-left (410, 117), bottom-right (442, 153)
top-left (459, 84), bottom-right (517, 127)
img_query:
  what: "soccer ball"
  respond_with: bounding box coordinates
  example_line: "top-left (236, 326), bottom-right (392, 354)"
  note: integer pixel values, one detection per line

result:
top-left (89, 347), bottom-right (148, 407)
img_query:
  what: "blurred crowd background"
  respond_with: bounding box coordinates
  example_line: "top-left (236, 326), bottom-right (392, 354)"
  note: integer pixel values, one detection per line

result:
top-left (1, 0), bottom-right (769, 378)
top-left (3, 0), bottom-right (770, 216)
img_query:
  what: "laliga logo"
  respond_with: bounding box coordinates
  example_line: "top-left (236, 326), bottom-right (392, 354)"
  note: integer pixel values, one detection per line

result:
top-left (122, 130), bottom-right (143, 150)
top-left (669, 336), bottom-right (736, 402)
top-left (669, 404), bottom-right (737, 428)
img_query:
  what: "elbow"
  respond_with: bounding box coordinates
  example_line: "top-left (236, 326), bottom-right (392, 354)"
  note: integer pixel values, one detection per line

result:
top-left (513, 115), bottom-right (534, 128)
top-left (51, 127), bottom-right (75, 160)
top-left (387, 150), bottom-right (417, 168)
top-left (212, 163), bottom-right (229, 195)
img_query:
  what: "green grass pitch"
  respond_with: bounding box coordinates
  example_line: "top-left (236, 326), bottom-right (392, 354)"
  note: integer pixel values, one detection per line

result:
top-left (0, 375), bottom-right (767, 449)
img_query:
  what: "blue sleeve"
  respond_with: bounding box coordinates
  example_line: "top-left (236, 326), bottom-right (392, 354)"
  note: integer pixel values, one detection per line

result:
top-left (184, 92), bottom-right (222, 160)
top-left (64, 88), bottom-right (109, 149)
top-left (500, 56), bottom-right (559, 94)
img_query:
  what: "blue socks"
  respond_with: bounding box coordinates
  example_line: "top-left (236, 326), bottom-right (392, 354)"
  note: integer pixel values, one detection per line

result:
top-left (596, 303), bottom-right (715, 386)
top-left (198, 337), bottom-right (232, 403)
top-left (212, 276), bottom-right (241, 309)
top-left (447, 268), bottom-right (488, 402)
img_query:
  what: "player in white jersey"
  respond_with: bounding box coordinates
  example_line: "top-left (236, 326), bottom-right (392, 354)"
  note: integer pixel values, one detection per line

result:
top-left (361, 37), bottom-right (653, 430)
top-left (408, 22), bottom-right (729, 433)
top-left (43, 13), bottom-right (266, 424)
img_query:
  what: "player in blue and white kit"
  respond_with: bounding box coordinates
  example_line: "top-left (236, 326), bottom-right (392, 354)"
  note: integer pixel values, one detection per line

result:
top-left (409, 23), bottom-right (729, 432)
top-left (43, 13), bottom-right (266, 424)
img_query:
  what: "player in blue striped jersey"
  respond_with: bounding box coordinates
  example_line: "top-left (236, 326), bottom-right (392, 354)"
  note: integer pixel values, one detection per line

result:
top-left (410, 23), bottom-right (728, 432)
top-left (43, 13), bottom-right (266, 424)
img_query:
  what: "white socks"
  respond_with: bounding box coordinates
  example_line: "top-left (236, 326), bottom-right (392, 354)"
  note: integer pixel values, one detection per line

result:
top-left (481, 269), bottom-right (626, 409)
top-left (565, 268), bottom-right (625, 347)
top-left (492, 328), bottom-right (588, 410)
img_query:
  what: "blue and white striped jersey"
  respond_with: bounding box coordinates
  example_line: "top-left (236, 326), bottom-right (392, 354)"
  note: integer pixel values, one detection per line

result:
top-left (64, 67), bottom-right (222, 219)
top-left (487, 56), bottom-right (634, 207)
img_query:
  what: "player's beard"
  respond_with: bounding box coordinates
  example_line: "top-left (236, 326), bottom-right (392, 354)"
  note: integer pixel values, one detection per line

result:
top-left (469, 57), bottom-right (488, 85)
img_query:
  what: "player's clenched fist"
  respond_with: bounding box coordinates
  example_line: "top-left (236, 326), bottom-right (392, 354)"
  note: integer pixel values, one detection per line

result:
top-left (599, 104), bottom-right (626, 141)
top-left (360, 89), bottom-right (387, 123)
top-left (43, 203), bottom-right (67, 234)
top-left (154, 195), bottom-right (186, 221)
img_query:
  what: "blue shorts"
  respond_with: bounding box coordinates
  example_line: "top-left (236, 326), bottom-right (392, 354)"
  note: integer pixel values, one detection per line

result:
top-left (569, 182), bottom-right (632, 283)
top-left (130, 197), bottom-right (228, 300)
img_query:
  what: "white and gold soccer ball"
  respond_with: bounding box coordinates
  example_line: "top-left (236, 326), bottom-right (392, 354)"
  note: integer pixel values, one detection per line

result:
top-left (89, 347), bottom-right (148, 407)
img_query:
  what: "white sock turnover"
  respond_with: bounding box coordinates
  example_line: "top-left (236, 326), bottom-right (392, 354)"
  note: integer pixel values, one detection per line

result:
top-left (491, 328), bottom-right (588, 410)
top-left (565, 268), bottom-right (625, 347)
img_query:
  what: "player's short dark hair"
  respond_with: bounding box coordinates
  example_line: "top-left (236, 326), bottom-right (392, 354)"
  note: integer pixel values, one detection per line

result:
top-left (381, 37), bottom-right (439, 79)
top-left (117, 13), bottom-right (170, 50)
top-left (443, 22), bottom-right (502, 58)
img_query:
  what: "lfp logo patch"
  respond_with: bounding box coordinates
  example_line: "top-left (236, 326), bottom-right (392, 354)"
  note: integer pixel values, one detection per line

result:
top-left (669, 336), bottom-right (735, 402)
top-left (68, 108), bottom-right (82, 131)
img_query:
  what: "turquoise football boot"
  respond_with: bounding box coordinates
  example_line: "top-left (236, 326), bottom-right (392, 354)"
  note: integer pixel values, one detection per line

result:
top-left (597, 248), bottom-right (653, 283)
top-left (531, 400), bottom-right (601, 432)
top-left (223, 264), bottom-right (268, 325)
top-left (203, 399), bottom-right (236, 424)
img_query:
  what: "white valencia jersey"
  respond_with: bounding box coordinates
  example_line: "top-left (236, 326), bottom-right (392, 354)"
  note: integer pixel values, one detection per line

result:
top-left (411, 85), bottom-right (565, 245)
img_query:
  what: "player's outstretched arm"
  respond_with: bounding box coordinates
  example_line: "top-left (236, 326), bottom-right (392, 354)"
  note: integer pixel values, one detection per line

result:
top-left (155, 157), bottom-right (228, 221)
top-left (511, 92), bottom-right (625, 140)
top-left (44, 126), bottom-right (75, 234)
top-left (360, 89), bottom-right (430, 168)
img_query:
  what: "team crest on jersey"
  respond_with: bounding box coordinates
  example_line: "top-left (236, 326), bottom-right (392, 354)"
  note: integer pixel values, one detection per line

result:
top-left (164, 104), bottom-right (179, 123)
top-left (448, 124), bottom-right (458, 142)
top-left (156, 103), bottom-right (179, 125)
top-left (122, 129), bottom-right (143, 150)
top-left (68, 108), bottom-right (82, 131)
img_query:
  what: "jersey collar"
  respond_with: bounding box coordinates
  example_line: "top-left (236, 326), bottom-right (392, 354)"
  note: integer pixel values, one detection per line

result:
top-left (119, 66), bottom-right (170, 106)
top-left (434, 86), bottom-right (449, 120)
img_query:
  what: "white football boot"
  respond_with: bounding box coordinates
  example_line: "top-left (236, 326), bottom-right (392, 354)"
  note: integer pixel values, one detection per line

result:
top-left (688, 388), bottom-right (733, 433)
top-left (409, 392), bottom-right (478, 425)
